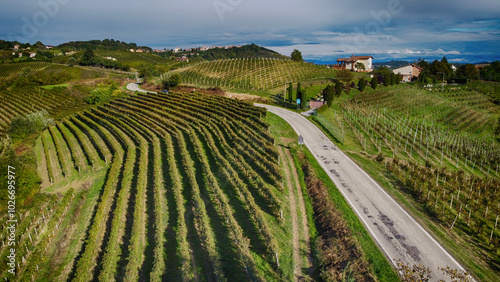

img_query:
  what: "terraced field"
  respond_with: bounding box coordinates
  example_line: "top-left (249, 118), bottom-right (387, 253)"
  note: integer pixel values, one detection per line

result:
top-left (0, 87), bottom-right (83, 136)
top-left (0, 91), bottom-right (295, 281)
top-left (171, 58), bottom-right (338, 91)
top-left (0, 62), bottom-right (52, 77)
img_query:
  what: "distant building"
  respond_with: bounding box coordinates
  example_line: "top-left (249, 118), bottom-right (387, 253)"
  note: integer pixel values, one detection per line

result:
top-left (475, 63), bottom-right (490, 70)
top-left (104, 56), bottom-right (117, 61)
top-left (174, 47), bottom-right (182, 53)
top-left (45, 45), bottom-right (54, 49)
top-left (129, 48), bottom-right (135, 52)
top-left (29, 52), bottom-right (36, 58)
top-left (13, 44), bottom-right (20, 50)
top-left (337, 55), bottom-right (374, 72)
top-left (393, 64), bottom-right (422, 82)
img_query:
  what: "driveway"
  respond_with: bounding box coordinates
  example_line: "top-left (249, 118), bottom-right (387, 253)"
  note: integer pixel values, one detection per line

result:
top-left (256, 104), bottom-right (465, 281)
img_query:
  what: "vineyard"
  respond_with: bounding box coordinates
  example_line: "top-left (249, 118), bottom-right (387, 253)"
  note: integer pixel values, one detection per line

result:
top-left (0, 86), bottom-right (86, 137)
top-left (170, 58), bottom-right (338, 91)
top-left (0, 91), bottom-right (295, 281)
top-left (0, 62), bottom-right (52, 77)
top-left (314, 84), bottom-right (500, 279)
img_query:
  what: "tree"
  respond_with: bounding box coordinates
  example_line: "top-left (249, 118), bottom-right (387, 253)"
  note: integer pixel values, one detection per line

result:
top-left (371, 76), bottom-right (378, 89)
top-left (291, 49), bottom-right (303, 62)
top-left (355, 62), bottom-right (366, 71)
top-left (287, 82), bottom-right (293, 102)
top-left (322, 84), bottom-right (335, 107)
top-left (337, 69), bottom-right (354, 85)
top-left (358, 78), bottom-right (366, 92)
top-left (296, 82), bottom-right (302, 108)
top-left (390, 73), bottom-right (397, 85)
top-left (80, 47), bottom-right (97, 66)
top-left (138, 68), bottom-right (151, 83)
top-left (456, 64), bottom-right (479, 80)
top-left (335, 81), bottom-right (343, 97)
top-left (383, 74), bottom-right (391, 86)
top-left (162, 73), bottom-right (181, 89)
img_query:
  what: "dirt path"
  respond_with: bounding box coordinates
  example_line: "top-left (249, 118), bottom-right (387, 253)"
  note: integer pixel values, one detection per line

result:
top-left (280, 147), bottom-right (312, 281)
top-left (285, 149), bottom-right (314, 277)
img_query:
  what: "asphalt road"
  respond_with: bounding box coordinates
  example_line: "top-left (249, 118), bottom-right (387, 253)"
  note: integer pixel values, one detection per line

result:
top-left (126, 82), bottom-right (155, 93)
top-left (256, 104), bottom-right (465, 281)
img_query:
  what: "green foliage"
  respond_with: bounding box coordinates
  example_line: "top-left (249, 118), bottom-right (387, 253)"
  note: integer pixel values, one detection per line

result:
top-left (390, 73), bottom-right (397, 85)
top-left (8, 110), bottom-right (54, 140)
top-left (287, 82), bottom-right (293, 102)
top-left (138, 67), bottom-right (151, 83)
top-left (383, 74), bottom-right (390, 86)
top-left (197, 43), bottom-right (285, 60)
top-left (161, 72), bottom-right (181, 89)
top-left (335, 81), bottom-right (343, 97)
top-left (80, 48), bottom-right (97, 66)
top-left (456, 64), bottom-right (479, 80)
top-left (85, 80), bottom-right (120, 104)
top-left (371, 76), bottom-right (378, 89)
top-left (322, 84), bottom-right (335, 107)
top-left (355, 62), bottom-right (366, 71)
top-left (291, 49), bottom-right (303, 62)
top-left (480, 61), bottom-right (500, 82)
top-left (337, 69), bottom-right (354, 85)
top-left (358, 78), bottom-right (366, 92)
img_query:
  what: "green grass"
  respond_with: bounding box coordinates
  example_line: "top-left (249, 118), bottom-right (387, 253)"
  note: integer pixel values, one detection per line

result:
top-left (41, 83), bottom-right (69, 90)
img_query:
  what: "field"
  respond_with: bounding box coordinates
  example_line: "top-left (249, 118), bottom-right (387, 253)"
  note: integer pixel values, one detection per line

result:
top-left (314, 83), bottom-right (500, 280)
top-left (171, 58), bottom-right (339, 92)
top-left (0, 89), bottom-right (310, 281)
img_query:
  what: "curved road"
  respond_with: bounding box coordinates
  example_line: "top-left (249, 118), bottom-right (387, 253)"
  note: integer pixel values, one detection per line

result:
top-left (256, 104), bottom-right (465, 281)
top-left (126, 82), bottom-right (155, 93)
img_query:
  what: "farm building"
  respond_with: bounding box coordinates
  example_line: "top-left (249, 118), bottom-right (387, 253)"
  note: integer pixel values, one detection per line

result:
top-left (337, 55), bottom-right (374, 72)
top-left (392, 64), bottom-right (422, 82)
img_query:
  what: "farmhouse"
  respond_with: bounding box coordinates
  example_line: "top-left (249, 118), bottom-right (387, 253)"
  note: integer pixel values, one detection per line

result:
top-left (337, 55), bottom-right (373, 72)
top-left (392, 64), bottom-right (422, 82)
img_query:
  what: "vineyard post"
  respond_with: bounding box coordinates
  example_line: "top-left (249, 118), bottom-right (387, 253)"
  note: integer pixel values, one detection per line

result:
top-left (490, 214), bottom-right (498, 243)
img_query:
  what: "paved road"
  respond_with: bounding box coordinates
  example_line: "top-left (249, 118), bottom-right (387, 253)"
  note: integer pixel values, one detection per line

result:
top-left (256, 104), bottom-right (465, 281)
top-left (126, 82), bottom-right (155, 93)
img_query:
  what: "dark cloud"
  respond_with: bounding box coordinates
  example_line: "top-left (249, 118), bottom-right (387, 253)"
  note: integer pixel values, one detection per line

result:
top-left (0, 0), bottom-right (498, 62)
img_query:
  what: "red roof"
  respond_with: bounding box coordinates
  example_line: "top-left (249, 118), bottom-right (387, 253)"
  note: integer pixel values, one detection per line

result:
top-left (345, 55), bottom-right (373, 62)
top-left (337, 55), bottom-right (373, 63)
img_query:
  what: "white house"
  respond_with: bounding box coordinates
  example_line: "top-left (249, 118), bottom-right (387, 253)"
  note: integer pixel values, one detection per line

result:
top-left (393, 64), bottom-right (422, 82)
top-left (337, 55), bottom-right (373, 72)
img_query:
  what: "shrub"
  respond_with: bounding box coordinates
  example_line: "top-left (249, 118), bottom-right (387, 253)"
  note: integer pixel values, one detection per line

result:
top-left (371, 76), bottom-right (378, 89)
top-left (8, 110), bottom-right (54, 140)
top-left (358, 78), bottom-right (366, 92)
top-left (161, 73), bottom-right (181, 90)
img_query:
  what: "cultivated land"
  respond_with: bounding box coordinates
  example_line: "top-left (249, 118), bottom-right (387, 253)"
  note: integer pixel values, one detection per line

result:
top-left (0, 46), bottom-right (499, 281)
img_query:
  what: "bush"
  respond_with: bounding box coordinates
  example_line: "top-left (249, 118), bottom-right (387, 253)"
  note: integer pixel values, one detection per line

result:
top-left (371, 76), bottom-right (378, 89)
top-left (8, 110), bottom-right (54, 140)
top-left (161, 73), bottom-right (181, 90)
top-left (358, 78), bottom-right (366, 92)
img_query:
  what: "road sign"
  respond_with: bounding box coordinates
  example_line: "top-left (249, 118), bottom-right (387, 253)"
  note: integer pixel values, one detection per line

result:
top-left (298, 135), bottom-right (304, 145)
top-left (297, 98), bottom-right (301, 104)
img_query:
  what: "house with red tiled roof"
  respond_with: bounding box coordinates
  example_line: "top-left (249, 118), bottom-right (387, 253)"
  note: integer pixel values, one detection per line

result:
top-left (337, 55), bottom-right (373, 72)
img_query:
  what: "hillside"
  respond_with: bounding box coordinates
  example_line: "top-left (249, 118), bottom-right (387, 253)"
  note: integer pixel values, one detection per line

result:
top-left (314, 83), bottom-right (500, 280)
top-left (171, 58), bottom-right (339, 91)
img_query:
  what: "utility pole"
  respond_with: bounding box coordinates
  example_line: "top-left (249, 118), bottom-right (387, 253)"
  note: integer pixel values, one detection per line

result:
top-left (438, 72), bottom-right (445, 91)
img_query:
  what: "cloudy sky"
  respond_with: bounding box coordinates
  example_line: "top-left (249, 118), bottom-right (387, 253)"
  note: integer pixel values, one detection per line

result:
top-left (1, 0), bottom-right (499, 63)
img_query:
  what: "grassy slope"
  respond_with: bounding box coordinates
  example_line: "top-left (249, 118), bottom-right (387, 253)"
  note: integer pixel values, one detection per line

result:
top-left (265, 112), bottom-right (398, 281)
top-left (314, 83), bottom-right (500, 281)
